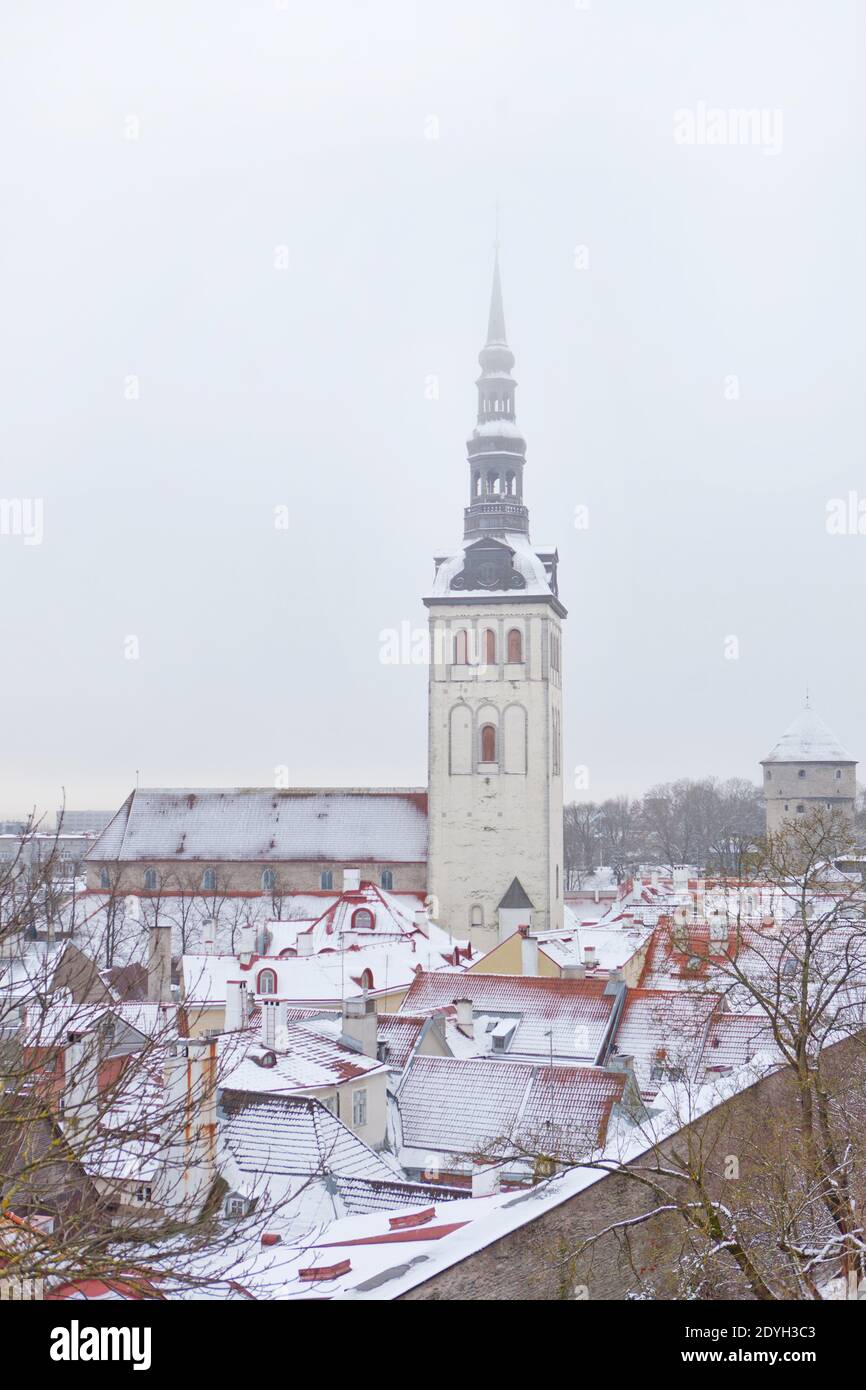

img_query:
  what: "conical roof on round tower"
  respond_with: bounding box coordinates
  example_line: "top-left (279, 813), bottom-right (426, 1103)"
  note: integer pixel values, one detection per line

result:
top-left (761, 708), bottom-right (855, 765)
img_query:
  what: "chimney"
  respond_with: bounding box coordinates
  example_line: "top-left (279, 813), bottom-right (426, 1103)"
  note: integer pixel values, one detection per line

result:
top-left (562, 962), bottom-right (586, 980)
top-left (225, 979), bottom-right (249, 1032)
top-left (519, 926), bottom-right (539, 976)
top-left (453, 997), bottom-right (474, 1039)
top-left (238, 924), bottom-right (256, 966)
top-left (608, 1053), bottom-right (636, 1080)
top-left (261, 998), bottom-right (291, 1051)
top-left (343, 867), bottom-right (361, 892)
top-left (147, 923), bottom-right (172, 1004)
top-left (471, 1163), bottom-right (502, 1198)
top-left (583, 944), bottom-right (598, 971)
top-left (296, 932), bottom-right (314, 957)
top-left (341, 993), bottom-right (378, 1057)
top-left (64, 1031), bottom-right (100, 1135)
top-left (157, 1037), bottom-right (218, 1213)
top-left (202, 918), bottom-right (216, 955)
top-left (413, 907), bottom-right (429, 932)
top-left (633, 876), bottom-right (642, 896)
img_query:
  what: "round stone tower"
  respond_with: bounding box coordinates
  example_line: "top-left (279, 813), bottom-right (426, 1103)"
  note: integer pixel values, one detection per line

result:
top-left (761, 705), bottom-right (857, 835)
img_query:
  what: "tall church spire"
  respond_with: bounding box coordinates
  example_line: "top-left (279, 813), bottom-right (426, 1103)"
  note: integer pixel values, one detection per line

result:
top-left (464, 251), bottom-right (529, 540)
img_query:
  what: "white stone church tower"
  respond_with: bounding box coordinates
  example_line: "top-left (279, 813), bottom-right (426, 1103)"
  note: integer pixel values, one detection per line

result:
top-left (424, 253), bottom-right (566, 950)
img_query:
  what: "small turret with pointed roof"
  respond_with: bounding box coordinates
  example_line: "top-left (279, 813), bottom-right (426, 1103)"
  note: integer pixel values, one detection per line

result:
top-left (464, 250), bottom-right (529, 540)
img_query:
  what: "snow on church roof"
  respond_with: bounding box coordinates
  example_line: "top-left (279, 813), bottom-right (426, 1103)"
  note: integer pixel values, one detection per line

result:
top-left (761, 709), bottom-right (855, 764)
top-left (426, 532), bottom-right (559, 603)
top-left (86, 788), bottom-right (428, 864)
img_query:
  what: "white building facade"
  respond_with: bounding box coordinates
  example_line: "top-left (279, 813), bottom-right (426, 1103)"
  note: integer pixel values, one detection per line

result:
top-left (424, 254), bottom-right (566, 950)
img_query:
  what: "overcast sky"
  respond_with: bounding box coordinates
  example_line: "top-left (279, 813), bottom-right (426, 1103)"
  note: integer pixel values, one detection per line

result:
top-left (2, 0), bottom-right (865, 819)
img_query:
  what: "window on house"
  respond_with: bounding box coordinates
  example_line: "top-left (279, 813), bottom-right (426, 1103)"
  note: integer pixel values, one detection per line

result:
top-left (379, 869), bottom-right (393, 890)
top-left (765, 770), bottom-right (772, 780)
top-left (352, 1089), bottom-right (368, 1127)
top-left (836, 769), bottom-right (842, 780)
top-left (261, 869), bottom-right (276, 891)
top-left (144, 868), bottom-right (157, 892)
top-left (320, 870), bottom-right (333, 890)
top-left (454, 629), bottom-right (468, 665)
top-left (257, 969), bottom-right (277, 995)
top-left (796, 805), bottom-right (805, 814)
top-left (480, 723), bottom-right (497, 763)
top-left (99, 869), bottom-right (110, 890)
top-left (507, 628), bottom-right (523, 662)
top-left (798, 769), bottom-right (806, 779)
top-left (202, 868), bottom-right (216, 891)
top-left (470, 905), bottom-right (484, 928)
top-left (226, 1196), bottom-right (248, 1219)
top-left (135, 1185), bottom-right (153, 1203)
top-left (483, 629), bottom-right (497, 665)
top-left (353, 909), bottom-right (374, 931)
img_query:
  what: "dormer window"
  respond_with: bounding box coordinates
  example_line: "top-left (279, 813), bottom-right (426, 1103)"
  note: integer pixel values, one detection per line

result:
top-left (257, 968), bottom-right (277, 995)
top-left (352, 908), bottom-right (374, 931)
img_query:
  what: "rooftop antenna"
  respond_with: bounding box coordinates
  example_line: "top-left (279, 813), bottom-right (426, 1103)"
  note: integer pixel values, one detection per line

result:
top-left (804, 686), bottom-right (811, 710)
top-left (494, 194), bottom-right (501, 253)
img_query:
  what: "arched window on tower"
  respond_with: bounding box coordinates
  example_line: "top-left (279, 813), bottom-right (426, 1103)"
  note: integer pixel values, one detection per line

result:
top-left (202, 868), bottom-right (216, 892)
top-left (473, 471), bottom-right (481, 497)
top-left (470, 905), bottom-right (484, 929)
top-left (486, 470), bottom-right (497, 494)
top-left (505, 471), bottom-right (515, 495)
top-left (480, 723), bottom-right (497, 763)
top-left (483, 629), bottom-right (497, 665)
top-left (507, 628), bottom-right (523, 662)
top-left (454, 629), bottom-right (468, 665)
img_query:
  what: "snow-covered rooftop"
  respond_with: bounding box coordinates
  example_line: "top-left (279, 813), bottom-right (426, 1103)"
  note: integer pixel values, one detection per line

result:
top-left (87, 788), bottom-right (429, 864)
top-left (762, 708), bottom-right (855, 764)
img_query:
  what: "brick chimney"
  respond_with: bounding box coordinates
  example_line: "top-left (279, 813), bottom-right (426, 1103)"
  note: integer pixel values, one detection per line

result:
top-left (261, 998), bottom-right (291, 1051)
top-left (202, 918), bottom-right (216, 955)
top-left (238, 924), bottom-right (256, 966)
top-left (518, 925), bottom-right (539, 976)
top-left (341, 993), bottom-right (378, 1057)
top-left (147, 923), bottom-right (172, 1004)
top-left (453, 997), bottom-right (474, 1039)
top-left (225, 979), bottom-right (249, 1032)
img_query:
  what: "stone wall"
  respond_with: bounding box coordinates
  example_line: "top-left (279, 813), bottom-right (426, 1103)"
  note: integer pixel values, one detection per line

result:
top-left (401, 1034), bottom-right (866, 1301)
